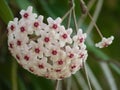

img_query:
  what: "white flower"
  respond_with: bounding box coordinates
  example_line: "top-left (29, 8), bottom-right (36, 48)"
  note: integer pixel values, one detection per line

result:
top-left (58, 26), bottom-right (73, 47)
top-left (47, 17), bottom-right (62, 30)
top-left (32, 15), bottom-right (47, 36)
top-left (18, 21), bottom-right (33, 35)
top-left (7, 18), bottom-right (18, 35)
top-left (20, 6), bottom-right (37, 20)
top-left (65, 45), bottom-right (79, 59)
top-left (73, 29), bottom-right (87, 47)
top-left (95, 36), bottom-right (114, 48)
top-left (29, 41), bottom-right (44, 58)
top-left (7, 6), bottom-right (88, 80)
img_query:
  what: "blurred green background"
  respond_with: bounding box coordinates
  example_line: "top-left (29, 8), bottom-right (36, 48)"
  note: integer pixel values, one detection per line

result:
top-left (0, 0), bottom-right (120, 90)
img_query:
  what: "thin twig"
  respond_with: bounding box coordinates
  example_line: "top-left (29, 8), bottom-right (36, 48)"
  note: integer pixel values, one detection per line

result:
top-left (67, 0), bottom-right (72, 29)
top-left (79, 0), bottom-right (103, 38)
top-left (71, 0), bottom-right (78, 33)
top-left (72, 9), bottom-right (78, 32)
top-left (87, 12), bottom-right (103, 38)
top-left (61, 4), bottom-right (74, 22)
top-left (67, 12), bottom-right (72, 29)
top-left (84, 0), bottom-right (103, 38)
top-left (83, 62), bottom-right (92, 90)
top-left (78, 0), bottom-right (96, 27)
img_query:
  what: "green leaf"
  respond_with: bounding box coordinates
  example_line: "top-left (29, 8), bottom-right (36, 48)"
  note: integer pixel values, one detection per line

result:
top-left (86, 64), bottom-right (102, 90)
top-left (0, 0), bottom-right (14, 24)
top-left (35, 0), bottom-right (56, 18)
top-left (18, 77), bottom-right (26, 90)
top-left (15, 0), bottom-right (38, 13)
top-left (87, 38), bottom-right (120, 75)
top-left (73, 72), bottom-right (89, 90)
top-left (27, 73), bottom-right (54, 90)
top-left (87, 38), bottom-right (118, 89)
top-left (15, 0), bottom-right (32, 9)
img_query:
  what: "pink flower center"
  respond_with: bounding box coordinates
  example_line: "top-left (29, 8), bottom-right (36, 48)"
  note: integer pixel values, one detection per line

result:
top-left (52, 50), bottom-right (57, 55)
top-left (59, 76), bottom-right (64, 79)
top-left (62, 34), bottom-right (68, 39)
top-left (24, 55), bottom-right (29, 61)
top-left (69, 53), bottom-right (74, 58)
top-left (29, 67), bottom-right (34, 72)
top-left (10, 25), bottom-right (15, 31)
top-left (35, 48), bottom-right (40, 53)
top-left (44, 37), bottom-right (50, 42)
top-left (34, 22), bottom-right (39, 27)
top-left (16, 55), bottom-right (20, 60)
top-left (20, 26), bottom-right (25, 32)
top-left (58, 60), bottom-right (63, 65)
top-left (38, 64), bottom-right (44, 69)
top-left (52, 24), bottom-right (57, 29)
top-left (80, 53), bottom-right (84, 58)
top-left (9, 43), bottom-right (13, 48)
top-left (56, 69), bottom-right (61, 72)
top-left (79, 38), bottom-right (83, 43)
top-left (23, 13), bottom-right (29, 18)
top-left (103, 43), bottom-right (108, 47)
top-left (71, 65), bottom-right (76, 69)
top-left (17, 40), bottom-right (21, 46)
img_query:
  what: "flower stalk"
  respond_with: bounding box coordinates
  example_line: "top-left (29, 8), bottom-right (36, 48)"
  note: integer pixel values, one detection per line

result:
top-left (11, 60), bottom-right (18, 90)
top-left (55, 80), bottom-right (60, 90)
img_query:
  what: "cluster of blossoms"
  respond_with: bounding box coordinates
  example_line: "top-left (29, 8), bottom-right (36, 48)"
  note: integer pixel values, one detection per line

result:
top-left (95, 36), bottom-right (114, 48)
top-left (7, 6), bottom-right (88, 80)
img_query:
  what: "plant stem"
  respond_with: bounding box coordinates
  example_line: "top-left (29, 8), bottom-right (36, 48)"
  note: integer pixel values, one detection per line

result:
top-left (87, 12), bottom-right (103, 38)
top-left (78, 0), bottom-right (96, 27)
top-left (55, 80), bottom-right (60, 90)
top-left (79, 0), bottom-right (103, 38)
top-left (71, 0), bottom-right (78, 33)
top-left (67, 11), bottom-right (72, 29)
top-left (83, 62), bottom-right (92, 90)
top-left (72, 8), bottom-right (78, 32)
top-left (11, 60), bottom-right (18, 90)
top-left (85, 0), bottom-right (103, 38)
top-left (61, 4), bottom-right (74, 22)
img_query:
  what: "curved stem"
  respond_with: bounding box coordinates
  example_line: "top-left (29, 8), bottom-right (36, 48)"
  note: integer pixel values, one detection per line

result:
top-left (11, 60), bottom-right (18, 90)
top-left (83, 62), bottom-right (92, 90)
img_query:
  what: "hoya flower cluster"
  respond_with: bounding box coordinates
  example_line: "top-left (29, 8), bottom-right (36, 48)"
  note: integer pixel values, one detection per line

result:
top-left (95, 36), bottom-right (114, 48)
top-left (7, 6), bottom-right (88, 80)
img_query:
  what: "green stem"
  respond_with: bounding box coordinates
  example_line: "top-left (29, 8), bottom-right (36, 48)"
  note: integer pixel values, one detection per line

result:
top-left (11, 60), bottom-right (18, 90)
top-left (83, 62), bottom-right (92, 90)
top-left (87, 12), bottom-right (103, 38)
top-left (67, 11), bottom-right (72, 29)
top-left (84, 0), bottom-right (103, 38)
top-left (71, 0), bottom-right (78, 33)
top-left (72, 9), bottom-right (78, 32)
top-left (67, 0), bottom-right (73, 29)
top-left (61, 4), bottom-right (74, 22)
top-left (55, 80), bottom-right (60, 90)
top-left (78, 0), bottom-right (96, 27)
